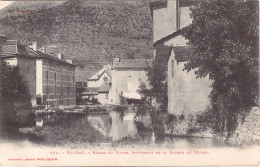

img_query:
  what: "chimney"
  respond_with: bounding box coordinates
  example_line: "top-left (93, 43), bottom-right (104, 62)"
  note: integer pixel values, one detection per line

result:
top-left (29, 42), bottom-right (37, 51)
top-left (65, 58), bottom-right (72, 64)
top-left (114, 57), bottom-right (120, 63)
top-left (57, 53), bottom-right (63, 59)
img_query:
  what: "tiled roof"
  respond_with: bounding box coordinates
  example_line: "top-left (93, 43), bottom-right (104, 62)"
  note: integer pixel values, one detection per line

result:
top-left (173, 46), bottom-right (194, 61)
top-left (1, 43), bottom-right (76, 67)
top-left (75, 67), bottom-right (90, 83)
top-left (153, 30), bottom-right (182, 47)
top-left (112, 59), bottom-right (152, 69)
top-left (88, 65), bottom-right (111, 81)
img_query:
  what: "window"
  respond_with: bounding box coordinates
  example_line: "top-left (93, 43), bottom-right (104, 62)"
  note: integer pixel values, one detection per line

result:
top-left (36, 98), bottom-right (41, 105)
top-left (172, 60), bottom-right (174, 78)
top-left (106, 93), bottom-right (108, 99)
top-left (103, 76), bottom-right (108, 82)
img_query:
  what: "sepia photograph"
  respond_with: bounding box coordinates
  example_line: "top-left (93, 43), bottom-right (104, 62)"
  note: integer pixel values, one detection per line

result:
top-left (0, 0), bottom-right (259, 166)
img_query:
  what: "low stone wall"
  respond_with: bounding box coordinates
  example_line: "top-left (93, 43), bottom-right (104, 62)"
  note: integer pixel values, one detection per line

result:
top-left (227, 107), bottom-right (260, 146)
top-left (164, 114), bottom-right (213, 137)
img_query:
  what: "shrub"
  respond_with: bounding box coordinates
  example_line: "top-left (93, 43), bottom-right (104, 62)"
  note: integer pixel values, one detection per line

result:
top-left (0, 60), bottom-right (34, 130)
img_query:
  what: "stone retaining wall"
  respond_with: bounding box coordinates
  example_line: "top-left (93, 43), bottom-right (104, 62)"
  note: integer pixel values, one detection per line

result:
top-left (228, 107), bottom-right (260, 145)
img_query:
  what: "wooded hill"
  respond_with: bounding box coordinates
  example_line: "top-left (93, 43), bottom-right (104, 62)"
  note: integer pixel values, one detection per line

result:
top-left (0, 1), bottom-right (153, 78)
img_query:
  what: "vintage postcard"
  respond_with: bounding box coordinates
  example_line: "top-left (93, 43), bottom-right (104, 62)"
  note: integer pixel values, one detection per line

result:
top-left (0, 0), bottom-right (259, 166)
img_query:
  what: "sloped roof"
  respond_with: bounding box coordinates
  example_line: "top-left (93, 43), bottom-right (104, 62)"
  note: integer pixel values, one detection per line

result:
top-left (112, 59), bottom-right (152, 69)
top-left (173, 46), bottom-right (194, 61)
top-left (98, 80), bottom-right (111, 93)
top-left (88, 65), bottom-right (111, 81)
top-left (1, 41), bottom-right (76, 67)
top-left (75, 67), bottom-right (90, 83)
top-left (153, 30), bottom-right (182, 47)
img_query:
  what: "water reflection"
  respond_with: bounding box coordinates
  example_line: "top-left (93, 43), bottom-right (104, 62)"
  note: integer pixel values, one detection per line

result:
top-left (35, 111), bottom-right (226, 147)
top-left (109, 111), bottom-right (137, 141)
top-left (36, 110), bottom-right (138, 141)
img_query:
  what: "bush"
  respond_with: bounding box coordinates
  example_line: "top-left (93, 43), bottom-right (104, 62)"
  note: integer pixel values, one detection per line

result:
top-left (163, 114), bottom-right (177, 125)
top-left (0, 60), bottom-right (34, 130)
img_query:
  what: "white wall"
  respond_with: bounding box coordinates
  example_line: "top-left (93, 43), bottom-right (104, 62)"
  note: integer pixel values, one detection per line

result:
top-left (167, 51), bottom-right (212, 115)
top-left (111, 69), bottom-right (148, 104)
top-left (97, 92), bottom-right (111, 104)
top-left (88, 73), bottom-right (110, 88)
top-left (153, 0), bottom-right (177, 43)
top-left (5, 58), bottom-right (17, 66)
top-left (36, 59), bottom-right (43, 96)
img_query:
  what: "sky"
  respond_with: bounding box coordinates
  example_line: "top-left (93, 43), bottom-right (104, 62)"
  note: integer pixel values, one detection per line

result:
top-left (0, 1), bottom-right (14, 10)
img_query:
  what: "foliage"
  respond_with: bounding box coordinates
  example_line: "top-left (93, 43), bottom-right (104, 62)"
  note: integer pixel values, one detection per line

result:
top-left (0, 60), bottom-right (34, 130)
top-left (138, 43), bottom-right (171, 112)
top-left (119, 91), bottom-right (127, 105)
top-left (136, 43), bottom-right (171, 140)
top-left (181, 0), bottom-right (259, 136)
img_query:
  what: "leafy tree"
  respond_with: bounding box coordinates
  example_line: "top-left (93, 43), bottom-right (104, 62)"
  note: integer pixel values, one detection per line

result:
top-left (138, 43), bottom-right (171, 112)
top-left (0, 59), bottom-right (34, 131)
top-left (181, 0), bottom-right (259, 136)
top-left (137, 44), bottom-right (171, 140)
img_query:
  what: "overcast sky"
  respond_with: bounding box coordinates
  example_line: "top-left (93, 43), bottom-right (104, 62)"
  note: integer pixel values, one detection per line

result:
top-left (0, 1), bottom-right (14, 10)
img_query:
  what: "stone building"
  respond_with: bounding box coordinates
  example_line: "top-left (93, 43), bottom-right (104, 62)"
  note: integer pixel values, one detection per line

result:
top-left (87, 65), bottom-right (111, 88)
top-left (110, 58), bottom-right (151, 105)
top-left (78, 65), bottom-right (112, 104)
top-left (0, 38), bottom-right (76, 108)
top-left (150, 0), bottom-right (212, 115)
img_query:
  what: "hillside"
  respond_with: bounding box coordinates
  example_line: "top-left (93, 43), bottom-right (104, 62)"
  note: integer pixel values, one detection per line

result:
top-left (0, 1), bottom-right (153, 78)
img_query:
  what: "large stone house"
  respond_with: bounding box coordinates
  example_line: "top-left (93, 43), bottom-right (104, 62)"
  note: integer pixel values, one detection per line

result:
top-left (150, 0), bottom-right (212, 115)
top-left (79, 65), bottom-right (112, 104)
top-left (0, 38), bottom-right (76, 108)
top-left (110, 58), bottom-right (151, 105)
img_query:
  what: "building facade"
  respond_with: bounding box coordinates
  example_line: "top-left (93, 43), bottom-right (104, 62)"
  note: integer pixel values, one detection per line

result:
top-left (87, 65), bottom-right (111, 88)
top-left (75, 67), bottom-right (89, 88)
top-left (110, 58), bottom-right (151, 105)
top-left (97, 80), bottom-right (111, 104)
top-left (78, 65), bottom-right (112, 105)
top-left (150, 0), bottom-right (212, 115)
top-left (0, 38), bottom-right (76, 108)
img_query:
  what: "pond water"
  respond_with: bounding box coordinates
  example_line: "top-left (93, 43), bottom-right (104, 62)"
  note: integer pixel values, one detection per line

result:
top-left (34, 110), bottom-right (226, 148)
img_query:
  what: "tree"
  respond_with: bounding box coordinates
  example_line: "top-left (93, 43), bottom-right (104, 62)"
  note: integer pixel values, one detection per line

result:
top-left (0, 59), bottom-right (34, 131)
top-left (137, 44), bottom-right (171, 140)
top-left (181, 0), bottom-right (259, 136)
top-left (138, 43), bottom-right (171, 112)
